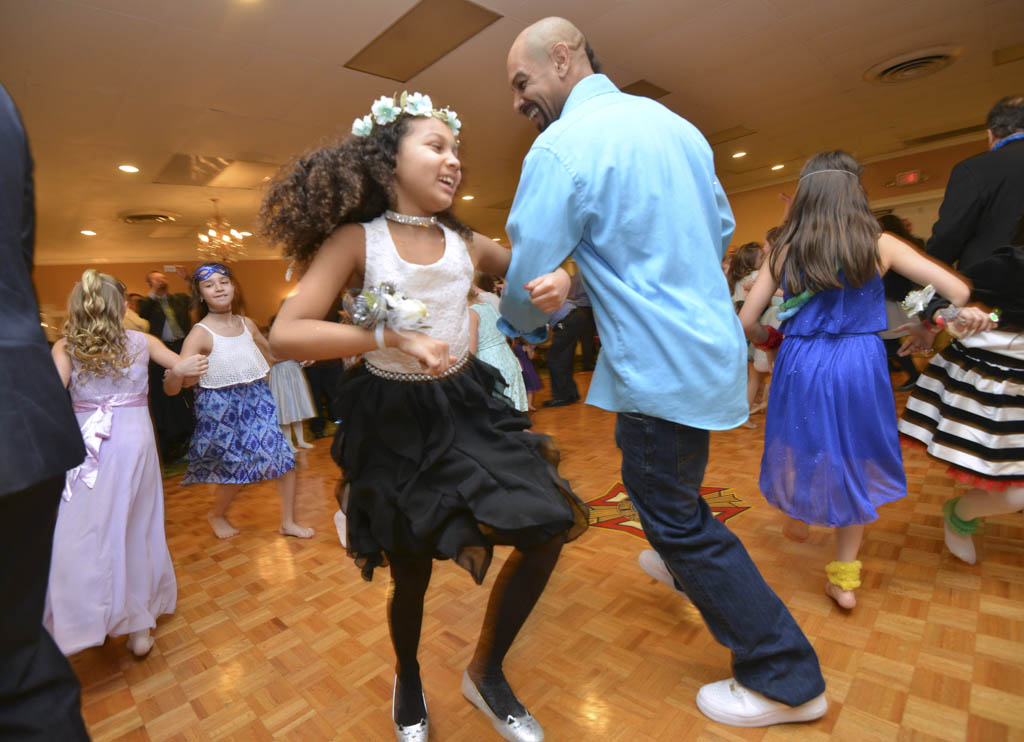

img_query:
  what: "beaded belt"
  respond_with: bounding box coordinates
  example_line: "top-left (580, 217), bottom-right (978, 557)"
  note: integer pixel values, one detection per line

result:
top-left (365, 353), bottom-right (470, 382)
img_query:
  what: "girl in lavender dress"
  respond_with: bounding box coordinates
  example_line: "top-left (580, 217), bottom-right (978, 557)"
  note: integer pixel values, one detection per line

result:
top-left (47, 270), bottom-right (207, 656)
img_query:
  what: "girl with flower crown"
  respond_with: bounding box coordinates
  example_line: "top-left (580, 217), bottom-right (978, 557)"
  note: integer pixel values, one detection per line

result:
top-left (737, 151), bottom-right (996, 610)
top-left (169, 263), bottom-right (314, 541)
top-left (263, 92), bottom-right (587, 742)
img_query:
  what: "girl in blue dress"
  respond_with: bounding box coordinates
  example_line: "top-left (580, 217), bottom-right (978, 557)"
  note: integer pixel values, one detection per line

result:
top-left (738, 151), bottom-right (991, 610)
top-left (169, 263), bottom-right (314, 541)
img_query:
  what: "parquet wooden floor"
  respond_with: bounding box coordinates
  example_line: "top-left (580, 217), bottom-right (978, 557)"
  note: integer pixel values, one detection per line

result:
top-left (70, 373), bottom-right (1024, 741)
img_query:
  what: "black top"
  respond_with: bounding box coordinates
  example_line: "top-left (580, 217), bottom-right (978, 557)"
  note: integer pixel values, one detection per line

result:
top-left (926, 138), bottom-right (1024, 272)
top-left (0, 83), bottom-right (84, 495)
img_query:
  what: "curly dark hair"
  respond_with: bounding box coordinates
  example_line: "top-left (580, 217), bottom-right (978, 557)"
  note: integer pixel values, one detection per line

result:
top-left (259, 112), bottom-right (472, 274)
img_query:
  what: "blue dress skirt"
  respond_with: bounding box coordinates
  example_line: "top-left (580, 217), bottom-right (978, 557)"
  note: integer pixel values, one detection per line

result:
top-left (760, 273), bottom-right (906, 526)
top-left (183, 379), bottom-right (295, 484)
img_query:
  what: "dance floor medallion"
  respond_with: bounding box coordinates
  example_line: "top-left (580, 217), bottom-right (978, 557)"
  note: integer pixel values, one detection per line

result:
top-left (585, 483), bottom-right (751, 539)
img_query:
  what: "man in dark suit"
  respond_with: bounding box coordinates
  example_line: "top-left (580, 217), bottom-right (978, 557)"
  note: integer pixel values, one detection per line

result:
top-left (138, 269), bottom-right (194, 461)
top-left (927, 94), bottom-right (1024, 271)
top-left (0, 83), bottom-right (90, 741)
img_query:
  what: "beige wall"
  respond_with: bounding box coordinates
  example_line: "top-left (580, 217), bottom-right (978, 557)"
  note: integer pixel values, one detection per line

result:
top-left (725, 139), bottom-right (988, 250)
top-left (35, 259), bottom-right (293, 331)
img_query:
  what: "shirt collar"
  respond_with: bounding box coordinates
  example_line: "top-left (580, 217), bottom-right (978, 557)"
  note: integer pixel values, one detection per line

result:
top-left (560, 74), bottom-right (618, 119)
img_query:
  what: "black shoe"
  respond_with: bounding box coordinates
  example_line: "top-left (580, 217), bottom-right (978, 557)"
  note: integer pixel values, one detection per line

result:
top-left (542, 398), bottom-right (574, 408)
top-left (895, 378), bottom-right (919, 391)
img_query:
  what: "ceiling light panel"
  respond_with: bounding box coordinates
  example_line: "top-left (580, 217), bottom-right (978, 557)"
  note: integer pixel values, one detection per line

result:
top-left (344, 0), bottom-right (501, 82)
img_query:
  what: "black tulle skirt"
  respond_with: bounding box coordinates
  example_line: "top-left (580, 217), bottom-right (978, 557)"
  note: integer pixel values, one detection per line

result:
top-left (331, 357), bottom-right (588, 583)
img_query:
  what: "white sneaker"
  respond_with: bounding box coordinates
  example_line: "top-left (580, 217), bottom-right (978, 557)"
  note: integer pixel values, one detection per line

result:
top-left (697, 678), bottom-right (827, 727)
top-left (637, 550), bottom-right (687, 597)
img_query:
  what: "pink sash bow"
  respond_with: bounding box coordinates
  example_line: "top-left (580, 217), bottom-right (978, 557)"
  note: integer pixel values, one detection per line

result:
top-left (62, 393), bottom-right (148, 502)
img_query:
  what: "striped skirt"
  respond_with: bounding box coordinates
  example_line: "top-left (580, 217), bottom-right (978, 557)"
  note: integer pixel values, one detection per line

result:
top-left (899, 330), bottom-right (1024, 490)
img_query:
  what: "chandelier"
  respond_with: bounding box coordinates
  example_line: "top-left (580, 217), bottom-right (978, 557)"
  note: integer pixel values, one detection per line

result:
top-left (197, 198), bottom-right (250, 262)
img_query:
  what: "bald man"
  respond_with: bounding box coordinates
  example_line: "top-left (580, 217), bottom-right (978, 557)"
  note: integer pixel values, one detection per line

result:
top-left (500, 18), bottom-right (827, 728)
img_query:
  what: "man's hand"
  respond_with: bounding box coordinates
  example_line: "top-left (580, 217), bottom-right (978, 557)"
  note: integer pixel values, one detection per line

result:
top-left (524, 267), bottom-right (571, 313)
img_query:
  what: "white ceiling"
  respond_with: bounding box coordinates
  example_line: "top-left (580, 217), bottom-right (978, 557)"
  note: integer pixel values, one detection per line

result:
top-left (1, 0), bottom-right (1021, 265)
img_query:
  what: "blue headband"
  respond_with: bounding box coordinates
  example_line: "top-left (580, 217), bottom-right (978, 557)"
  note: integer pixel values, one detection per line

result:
top-left (194, 264), bottom-right (229, 281)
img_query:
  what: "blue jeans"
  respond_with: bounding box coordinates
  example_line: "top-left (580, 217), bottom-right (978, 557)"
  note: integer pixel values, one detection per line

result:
top-left (615, 413), bottom-right (825, 706)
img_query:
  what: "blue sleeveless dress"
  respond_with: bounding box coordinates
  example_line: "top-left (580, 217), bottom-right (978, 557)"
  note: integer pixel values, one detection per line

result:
top-left (759, 273), bottom-right (906, 526)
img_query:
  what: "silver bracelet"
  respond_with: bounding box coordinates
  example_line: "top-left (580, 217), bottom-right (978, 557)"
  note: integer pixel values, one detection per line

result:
top-left (374, 324), bottom-right (387, 350)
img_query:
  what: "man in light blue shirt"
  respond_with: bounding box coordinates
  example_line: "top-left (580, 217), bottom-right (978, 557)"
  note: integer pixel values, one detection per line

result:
top-left (502, 17), bottom-right (827, 728)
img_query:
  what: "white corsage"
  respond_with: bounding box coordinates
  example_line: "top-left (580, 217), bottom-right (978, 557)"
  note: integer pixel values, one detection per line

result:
top-left (901, 284), bottom-right (936, 317)
top-left (343, 283), bottom-right (430, 334)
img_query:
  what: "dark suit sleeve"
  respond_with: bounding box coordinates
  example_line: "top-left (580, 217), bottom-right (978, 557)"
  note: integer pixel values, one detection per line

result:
top-left (926, 160), bottom-right (983, 267)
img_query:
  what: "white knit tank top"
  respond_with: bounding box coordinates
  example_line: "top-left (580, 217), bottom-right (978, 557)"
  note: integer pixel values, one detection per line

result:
top-left (361, 215), bottom-right (473, 373)
top-left (195, 317), bottom-right (270, 388)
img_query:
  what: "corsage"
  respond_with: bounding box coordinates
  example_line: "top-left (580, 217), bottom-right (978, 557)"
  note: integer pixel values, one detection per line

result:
top-left (343, 283), bottom-right (429, 349)
top-left (901, 284), bottom-right (936, 317)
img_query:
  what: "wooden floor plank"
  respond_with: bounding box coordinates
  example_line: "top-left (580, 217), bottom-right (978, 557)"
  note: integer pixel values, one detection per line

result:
top-left (65, 374), bottom-right (1023, 740)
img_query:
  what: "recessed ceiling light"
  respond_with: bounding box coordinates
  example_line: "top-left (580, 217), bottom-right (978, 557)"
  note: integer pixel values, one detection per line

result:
top-left (118, 164), bottom-right (139, 173)
top-left (771, 164), bottom-right (785, 171)
top-left (732, 152), bottom-right (746, 158)
top-left (80, 230), bottom-right (97, 236)
top-left (462, 195), bottom-right (474, 200)
top-left (492, 237), bottom-right (501, 241)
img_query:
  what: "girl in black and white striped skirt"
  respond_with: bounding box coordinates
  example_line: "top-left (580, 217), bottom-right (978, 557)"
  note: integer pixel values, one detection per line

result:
top-left (899, 227), bottom-right (1024, 565)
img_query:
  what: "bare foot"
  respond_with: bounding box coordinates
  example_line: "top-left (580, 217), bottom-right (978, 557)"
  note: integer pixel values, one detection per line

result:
top-left (825, 581), bottom-right (856, 609)
top-left (279, 522), bottom-right (315, 538)
top-left (127, 629), bottom-right (154, 657)
top-left (208, 513), bottom-right (240, 539)
top-left (740, 420), bottom-right (757, 429)
top-left (783, 518), bottom-right (810, 542)
top-left (295, 440), bottom-right (314, 449)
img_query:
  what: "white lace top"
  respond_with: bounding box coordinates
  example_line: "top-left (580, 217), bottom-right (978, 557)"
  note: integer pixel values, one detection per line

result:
top-left (195, 318), bottom-right (270, 388)
top-left (361, 215), bottom-right (473, 373)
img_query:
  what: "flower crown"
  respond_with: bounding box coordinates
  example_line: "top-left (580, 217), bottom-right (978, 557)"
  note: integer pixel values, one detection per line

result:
top-left (352, 91), bottom-right (461, 138)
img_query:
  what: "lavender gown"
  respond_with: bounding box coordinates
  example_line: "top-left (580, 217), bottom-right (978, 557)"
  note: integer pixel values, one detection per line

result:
top-left (44, 330), bottom-right (176, 655)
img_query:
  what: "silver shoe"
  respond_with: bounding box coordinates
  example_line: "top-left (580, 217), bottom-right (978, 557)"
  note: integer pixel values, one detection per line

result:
top-left (461, 670), bottom-right (544, 742)
top-left (393, 676), bottom-right (429, 741)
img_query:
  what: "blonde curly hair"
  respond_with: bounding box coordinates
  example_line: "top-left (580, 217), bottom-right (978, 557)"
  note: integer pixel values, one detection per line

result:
top-left (63, 269), bottom-right (132, 378)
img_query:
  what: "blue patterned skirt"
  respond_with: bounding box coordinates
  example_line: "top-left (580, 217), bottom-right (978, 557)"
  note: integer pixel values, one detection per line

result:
top-left (182, 379), bottom-right (295, 484)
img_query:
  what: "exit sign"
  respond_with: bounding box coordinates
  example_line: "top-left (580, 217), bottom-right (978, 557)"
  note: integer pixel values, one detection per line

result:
top-left (896, 170), bottom-right (922, 186)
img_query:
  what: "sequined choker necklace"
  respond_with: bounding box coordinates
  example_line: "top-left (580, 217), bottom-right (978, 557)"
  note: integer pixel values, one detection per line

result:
top-left (384, 209), bottom-right (438, 228)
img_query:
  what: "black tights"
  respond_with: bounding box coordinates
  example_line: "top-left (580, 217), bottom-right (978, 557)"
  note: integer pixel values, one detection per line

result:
top-left (389, 535), bottom-right (564, 725)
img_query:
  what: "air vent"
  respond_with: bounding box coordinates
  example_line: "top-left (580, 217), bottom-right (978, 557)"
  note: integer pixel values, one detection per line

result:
top-left (864, 45), bottom-right (961, 84)
top-left (120, 211), bottom-right (180, 225)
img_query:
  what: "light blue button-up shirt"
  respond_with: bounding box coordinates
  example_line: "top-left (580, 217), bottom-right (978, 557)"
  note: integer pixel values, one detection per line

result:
top-left (501, 74), bottom-right (747, 430)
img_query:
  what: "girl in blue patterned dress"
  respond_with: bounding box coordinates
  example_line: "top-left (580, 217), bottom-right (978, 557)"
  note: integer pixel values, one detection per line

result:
top-left (262, 92), bottom-right (587, 741)
top-left (169, 263), bottom-right (314, 541)
top-left (738, 151), bottom-right (991, 610)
